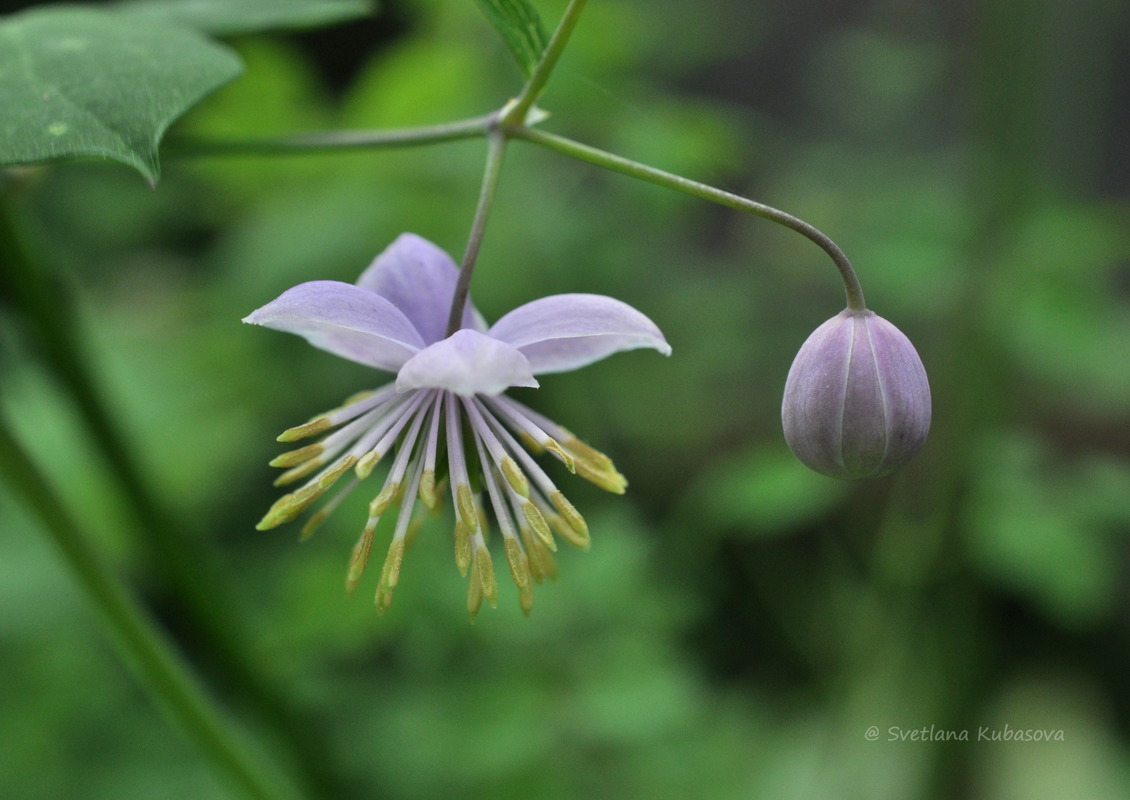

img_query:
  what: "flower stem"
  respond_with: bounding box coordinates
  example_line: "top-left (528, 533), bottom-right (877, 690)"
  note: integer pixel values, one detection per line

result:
top-left (446, 129), bottom-right (509, 336)
top-left (505, 124), bottom-right (868, 311)
top-left (168, 114), bottom-right (496, 158)
top-left (0, 417), bottom-right (304, 800)
top-left (504, 0), bottom-right (589, 125)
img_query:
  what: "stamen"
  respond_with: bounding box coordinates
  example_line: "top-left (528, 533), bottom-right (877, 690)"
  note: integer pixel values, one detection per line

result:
top-left (345, 521), bottom-right (375, 593)
top-left (445, 393), bottom-right (474, 528)
top-left (300, 476), bottom-right (360, 540)
top-left (379, 537), bottom-right (406, 591)
top-left (475, 404), bottom-right (563, 501)
top-left (368, 480), bottom-right (399, 518)
top-left (351, 391), bottom-right (429, 477)
top-left (498, 397), bottom-right (626, 493)
top-left (474, 541), bottom-right (498, 608)
top-left (277, 416), bottom-right (332, 443)
top-left (456, 484), bottom-right (477, 530)
top-left (275, 403), bottom-right (390, 485)
top-left (463, 398), bottom-right (529, 498)
top-left (474, 422), bottom-right (535, 609)
top-left (454, 518), bottom-right (472, 577)
top-left (418, 470), bottom-right (438, 510)
top-left (521, 501), bottom-right (557, 550)
top-left (573, 458), bottom-right (628, 494)
top-left (467, 564), bottom-right (483, 621)
top-left (501, 457), bottom-right (529, 497)
top-left (274, 457), bottom-right (324, 487)
top-left (256, 455), bottom-right (357, 529)
top-left (355, 450), bottom-right (382, 479)
top-left (503, 536), bottom-right (531, 591)
top-left (520, 522), bottom-right (559, 582)
top-left (419, 394), bottom-right (444, 509)
top-left (550, 491), bottom-right (590, 549)
top-left (269, 442), bottom-right (324, 468)
top-left (486, 395), bottom-right (576, 472)
top-left (372, 440), bottom-right (427, 613)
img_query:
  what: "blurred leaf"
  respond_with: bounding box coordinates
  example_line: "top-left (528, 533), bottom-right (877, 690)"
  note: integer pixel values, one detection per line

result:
top-left (987, 203), bottom-right (1130, 411)
top-left (965, 433), bottom-right (1130, 626)
top-left (0, 6), bottom-right (242, 182)
top-left (687, 446), bottom-right (848, 536)
top-left (114, 0), bottom-right (378, 36)
top-left (471, 0), bottom-right (549, 78)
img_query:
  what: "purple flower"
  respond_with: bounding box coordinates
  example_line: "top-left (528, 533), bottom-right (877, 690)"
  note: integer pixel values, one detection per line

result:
top-left (244, 233), bottom-right (670, 617)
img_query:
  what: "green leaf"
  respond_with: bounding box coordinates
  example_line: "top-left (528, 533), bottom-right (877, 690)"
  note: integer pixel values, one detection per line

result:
top-left (113, 0), bottom-right (378, 36)
top-left (472, 0), bottom-right (549, 78)
top-left (0, 7), bottom-right (243, 183)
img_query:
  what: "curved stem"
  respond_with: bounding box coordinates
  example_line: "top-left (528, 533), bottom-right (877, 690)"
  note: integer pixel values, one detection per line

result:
top-left (168, 113), bottom-right (496, 158)
top-left (0, 417), bottom-right (304, 800)
top-left (504, 0), bottom-right (589, 125)
top-left (504, 124), bottom-right (867, 311)
top-left (446, 129), bottom-right (509, 336)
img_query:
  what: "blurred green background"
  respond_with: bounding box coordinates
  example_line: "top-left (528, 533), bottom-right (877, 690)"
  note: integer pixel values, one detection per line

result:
top-left (3, 0), bottom-right (1130, 798)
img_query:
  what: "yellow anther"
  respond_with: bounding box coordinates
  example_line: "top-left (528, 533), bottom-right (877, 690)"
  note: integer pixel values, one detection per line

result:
top-left (501, 456), bottom-right (529, 497)
top-left (277, 416), bottom-right (332, 443)
top-left (269, 443), bottom-right (324, 468)
top-left (318, 456), bottom-right (357, 489)
top-left (466, 571), bottom-right (483, 622)
top-left (574, 459), bottom-right (628, 494)
top-left (518, 583), bottom-right (534, 616)
top-left (550, 491), bottom-right (590, 548)
top-left (563, 435), bottom-right (616, 472)
top-left (418, 470), bottom-right (437, 510)
top-left (345, 522), bottom-right (375, 593)
top-left (380, 538), bottom-right (406, 590)
top-left (257, 456), bottom-right (355, 529)
top-left (300, 508), bottom-right (330, 540)
top-left (520, 524), bottom-right (558, 582)
top-left (521, 501), bottom-right (557, 551)
top-left (503, 536), bottom-right (531, 590)
top-left (454, 520), bottom-right (472, 577)
top-left (274, 458), bottom-right (323, 487)
top-left (355, 450), bottom-right (381, 479)
top-left (255, 494), bottom-right (302, 530)
top-left (543, 438), bottom-right (575, 473)
top-left (404, 516), bottom-right (423, 547)
top-left (475, 543), bottom-right (498, 608)
top-left (368, 480), bottom-right (399, 518)
top-left (456, 484), bottom-right (477, 529)
top-left (517, 430), bottom-right (544, 454)
top-left (375, 579), bottom-right (393, 615)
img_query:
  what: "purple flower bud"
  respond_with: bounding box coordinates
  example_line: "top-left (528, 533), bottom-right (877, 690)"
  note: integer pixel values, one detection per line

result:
top-left (782, 309), bottom-right (930, 479)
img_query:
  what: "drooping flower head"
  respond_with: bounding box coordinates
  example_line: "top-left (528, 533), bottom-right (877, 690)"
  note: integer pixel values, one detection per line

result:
top-left (781, 308), bottom-right (930, 479)
top-left (244, 234), bottom-right (670, 617)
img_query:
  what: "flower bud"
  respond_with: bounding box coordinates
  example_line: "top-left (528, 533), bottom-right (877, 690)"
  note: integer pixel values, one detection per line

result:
top-left (782, 309), bottom-right (930, 479)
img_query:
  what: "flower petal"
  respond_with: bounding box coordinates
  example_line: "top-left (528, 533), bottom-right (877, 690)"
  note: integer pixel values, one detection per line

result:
top-left (243, 280), bottom-right (425, 371)
top-left (489, 293), bottom-right (671, 374)
top-left (355, 233), bottom-right (484, 344)
top-left (396, 330), bottom-right (538, 397)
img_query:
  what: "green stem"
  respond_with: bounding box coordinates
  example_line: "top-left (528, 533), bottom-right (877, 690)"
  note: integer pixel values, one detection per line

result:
top-left (168, 113), bottom-right (496, 158)
top-left (505, 124), bottom-right (867, 311)
top-left (446, 129), bottom-right (509, 336)
top-left (503, 0), bottom-right (589, 125)
top-left (0, 418), bottom-right (303, 800)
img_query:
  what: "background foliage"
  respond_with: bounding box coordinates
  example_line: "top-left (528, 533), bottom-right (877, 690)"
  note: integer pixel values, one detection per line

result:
top-left (2, 0), bottom-right (1129, 798)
